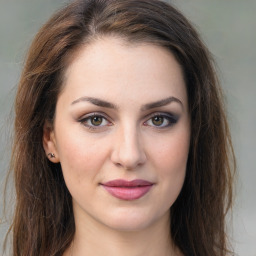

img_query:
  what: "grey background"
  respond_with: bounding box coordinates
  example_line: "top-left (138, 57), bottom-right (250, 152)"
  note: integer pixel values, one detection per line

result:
top-left (0, 0), bottom-right (255, 255)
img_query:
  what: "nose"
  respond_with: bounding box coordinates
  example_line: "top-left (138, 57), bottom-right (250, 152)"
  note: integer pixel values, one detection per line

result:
top-left (110, 125), bottom-right (146, 170)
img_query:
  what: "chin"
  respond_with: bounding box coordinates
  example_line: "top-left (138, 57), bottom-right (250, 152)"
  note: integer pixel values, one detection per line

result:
top-left (100, 208), bottom-right (169, 233)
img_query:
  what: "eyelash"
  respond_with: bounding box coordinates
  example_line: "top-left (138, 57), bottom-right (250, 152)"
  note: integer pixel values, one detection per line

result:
top-left (78, 112), bottom-right (178, 130)
top-left (78, 112), bottom-right (112, 130)
top-left (143, 113), bottom-right (178, 128)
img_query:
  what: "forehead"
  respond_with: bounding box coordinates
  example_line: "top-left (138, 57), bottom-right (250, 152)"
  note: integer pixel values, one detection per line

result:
top-left (60, 36), bottom-right (187, 108)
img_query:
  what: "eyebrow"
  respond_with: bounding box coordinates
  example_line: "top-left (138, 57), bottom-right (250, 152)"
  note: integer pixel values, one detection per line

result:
top-left (71, 96), bottom-right (183, 110)
top-left (140, 96), bottom-right (183, 111)
top-left (71, 96), bottom-right (117, 109)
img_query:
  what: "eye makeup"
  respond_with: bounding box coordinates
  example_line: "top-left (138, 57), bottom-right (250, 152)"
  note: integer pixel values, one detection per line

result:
top-left (77, 110), bottom-right (179, 132)
top-left (143, 112), bottom-right (179, 129)
top-left (78, 112), bottom-right (113, 130)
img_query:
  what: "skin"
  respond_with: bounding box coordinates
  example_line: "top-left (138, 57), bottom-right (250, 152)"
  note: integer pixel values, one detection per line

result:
top-left (43, 36), bottom-right (190, 256)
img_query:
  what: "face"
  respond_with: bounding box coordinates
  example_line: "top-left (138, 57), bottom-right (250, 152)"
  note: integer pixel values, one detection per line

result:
top-left (43, 37), bottom-right (190, 232)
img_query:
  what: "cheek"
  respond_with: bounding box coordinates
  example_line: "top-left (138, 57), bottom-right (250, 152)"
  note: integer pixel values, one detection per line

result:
top-left (56, 136), bottom-right (110, 205)
top-left (150, 129), bottom-right (190, 201)
top-left (153, 132), bottom-right (190, 173)
top-left (55, 127), bottom-right (109, 185)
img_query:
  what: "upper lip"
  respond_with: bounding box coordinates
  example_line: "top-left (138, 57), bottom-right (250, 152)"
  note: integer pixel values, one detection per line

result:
top-left (101, 179), bottom-right (153, 187)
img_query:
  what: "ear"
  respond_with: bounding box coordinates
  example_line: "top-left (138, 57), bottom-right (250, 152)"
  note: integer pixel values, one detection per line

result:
top-left (43, 121), bottom-right (60, 163)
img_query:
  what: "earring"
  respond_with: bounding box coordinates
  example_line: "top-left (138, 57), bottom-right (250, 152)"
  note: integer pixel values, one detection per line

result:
top-left (48, 153), bottom-right (55, 158)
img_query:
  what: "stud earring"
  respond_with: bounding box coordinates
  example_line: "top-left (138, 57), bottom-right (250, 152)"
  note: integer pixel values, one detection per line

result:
top-left (48, 153), bottom-right (55, 158)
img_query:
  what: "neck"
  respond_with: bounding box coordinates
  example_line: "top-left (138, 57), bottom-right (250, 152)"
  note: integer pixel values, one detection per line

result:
top-left (67, 210), bottom-right (181, 256)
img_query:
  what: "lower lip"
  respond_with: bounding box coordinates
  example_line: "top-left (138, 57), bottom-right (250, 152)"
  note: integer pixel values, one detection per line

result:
top-left (102, 185), bottom-right (153, 200)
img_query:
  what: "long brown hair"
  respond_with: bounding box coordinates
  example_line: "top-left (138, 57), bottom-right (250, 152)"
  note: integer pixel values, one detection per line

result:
top-left (5, 0), bottom-right (235, 255)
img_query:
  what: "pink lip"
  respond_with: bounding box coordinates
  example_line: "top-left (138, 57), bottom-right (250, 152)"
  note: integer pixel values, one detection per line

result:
top-left (101, 179), bottom-right (153, 201)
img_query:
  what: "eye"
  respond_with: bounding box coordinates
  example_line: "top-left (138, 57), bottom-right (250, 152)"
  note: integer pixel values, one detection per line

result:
top-left (151, 116), bottom-right (165, 126)
top-left (90, 116), bottom-right (104, 126)
top-left (79, 113), bottom-right (112, 129)
top-left (144, 113), bottom-right (178, 128)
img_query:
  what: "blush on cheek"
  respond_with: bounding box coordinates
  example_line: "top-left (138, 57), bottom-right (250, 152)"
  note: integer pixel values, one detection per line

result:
top-left (59, 140), bottom-right (107, 184)
top-left (156, 141), bottom-right (188, 188)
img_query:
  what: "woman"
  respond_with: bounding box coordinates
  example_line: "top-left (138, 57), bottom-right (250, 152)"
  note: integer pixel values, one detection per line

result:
top-left (5, 0), bottom-right (235, 255)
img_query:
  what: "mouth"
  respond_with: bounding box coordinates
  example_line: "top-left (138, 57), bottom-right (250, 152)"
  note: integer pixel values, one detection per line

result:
top-left (100, 179), bottom-right (154, 201)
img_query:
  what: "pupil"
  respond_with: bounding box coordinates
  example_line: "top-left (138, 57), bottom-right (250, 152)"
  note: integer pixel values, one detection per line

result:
top-left (92, 116), bottom-right (102, 126)
top-left (153, 116), bottom-right (163, 126)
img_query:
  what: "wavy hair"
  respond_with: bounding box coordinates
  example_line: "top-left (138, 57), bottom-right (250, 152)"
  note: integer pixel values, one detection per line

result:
top-left (5, 0), bottom-right (235, 255)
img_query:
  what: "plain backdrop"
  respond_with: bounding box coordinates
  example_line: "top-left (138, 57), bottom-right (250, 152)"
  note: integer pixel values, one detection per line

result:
top-left (0, 0), bottom-right (255, 255)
